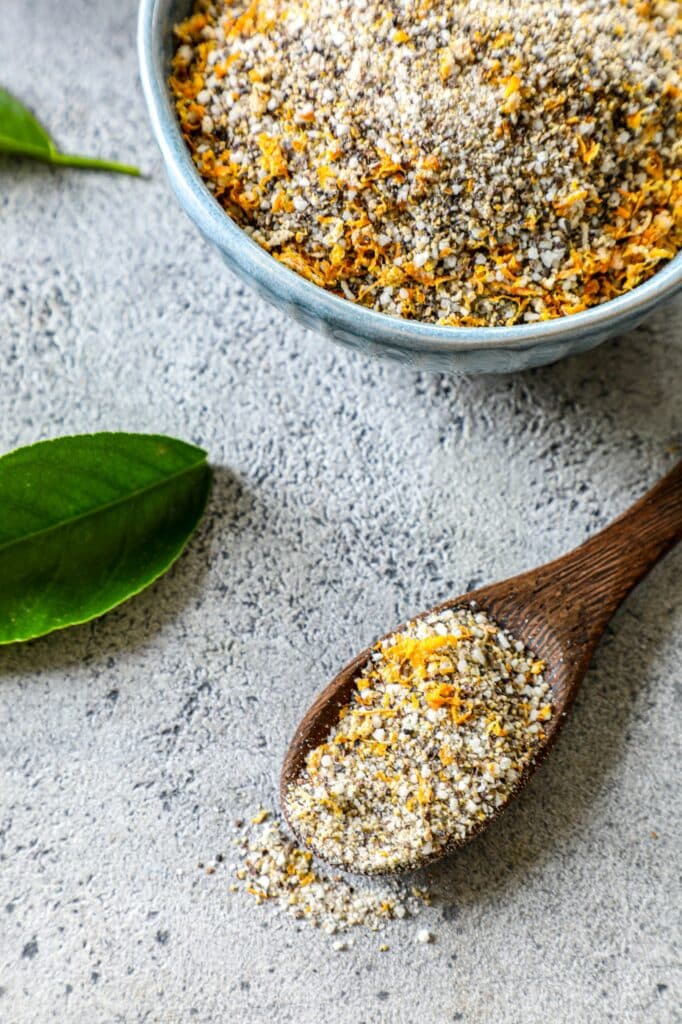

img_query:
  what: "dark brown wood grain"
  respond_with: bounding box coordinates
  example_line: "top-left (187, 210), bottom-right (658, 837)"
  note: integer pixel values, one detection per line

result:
top-left (280, 461), bottom-right (682, 874)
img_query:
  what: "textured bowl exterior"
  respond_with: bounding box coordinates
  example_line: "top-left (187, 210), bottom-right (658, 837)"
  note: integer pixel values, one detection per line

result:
top-left (138, 0), bottom-right (682, 374)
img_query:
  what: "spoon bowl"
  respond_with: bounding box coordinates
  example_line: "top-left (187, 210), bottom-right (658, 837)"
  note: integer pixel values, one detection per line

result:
top-left (281, 462), bottom-right (682, 874)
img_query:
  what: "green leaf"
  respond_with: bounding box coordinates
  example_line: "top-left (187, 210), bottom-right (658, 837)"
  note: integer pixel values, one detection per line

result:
top-left (0, 433), bottom-right (211, 644)
top-left (0, 86), bottom-right (56, 160)
top-left (0, 87), bottom-right (141, 176)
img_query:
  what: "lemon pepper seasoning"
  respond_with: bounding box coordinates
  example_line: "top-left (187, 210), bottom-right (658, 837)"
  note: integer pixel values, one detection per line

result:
top-left (229, 814), bottom-right (431, 934)
top-left (171, 0), bottom-right (681, 326)
top-left (284, 606), bottom-right (551, 874)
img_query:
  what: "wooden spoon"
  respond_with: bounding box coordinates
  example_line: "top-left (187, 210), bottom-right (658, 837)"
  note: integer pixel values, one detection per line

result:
top-left (281, 461), bottom-right (682, 874)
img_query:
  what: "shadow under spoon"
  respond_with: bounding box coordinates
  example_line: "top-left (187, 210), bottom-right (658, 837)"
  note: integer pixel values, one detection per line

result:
top-left (281, 461), bottom-right (682, 875)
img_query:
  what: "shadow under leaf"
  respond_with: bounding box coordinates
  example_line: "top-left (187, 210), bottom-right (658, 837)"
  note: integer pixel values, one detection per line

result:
top-left (0, 465), bottom-right (248, 677)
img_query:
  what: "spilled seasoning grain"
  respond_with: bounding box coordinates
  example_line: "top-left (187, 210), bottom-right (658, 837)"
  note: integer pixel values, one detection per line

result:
top-left (229, 815), bottom-right (431, 932)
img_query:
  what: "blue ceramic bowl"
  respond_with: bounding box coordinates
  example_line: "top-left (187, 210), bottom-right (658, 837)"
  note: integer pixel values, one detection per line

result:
top-left (138, 0), bottom-right (682, 374)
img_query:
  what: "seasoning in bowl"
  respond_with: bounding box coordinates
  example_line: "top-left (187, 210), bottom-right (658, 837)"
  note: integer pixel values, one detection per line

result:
top-left (171, 0), bottom-right (681, 327)
top-left (283, 607), bottom-right (551, 874)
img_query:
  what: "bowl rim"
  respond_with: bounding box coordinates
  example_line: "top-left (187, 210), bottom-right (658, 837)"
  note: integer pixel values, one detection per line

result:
top-left (138, 0), bottom-right (682, 355)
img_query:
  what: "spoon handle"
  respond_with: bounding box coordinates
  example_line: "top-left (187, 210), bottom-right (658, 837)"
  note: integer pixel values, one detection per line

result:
top-left (532, 460), bottom-right (682, 646)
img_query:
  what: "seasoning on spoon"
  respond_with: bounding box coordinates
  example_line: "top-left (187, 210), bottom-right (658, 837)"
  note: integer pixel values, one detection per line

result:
top-left (283, 606), bottom-right (551, 874)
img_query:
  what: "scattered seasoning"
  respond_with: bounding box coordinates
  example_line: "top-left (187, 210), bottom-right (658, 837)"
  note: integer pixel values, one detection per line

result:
top-left (229, 815), bottom-right (431, 932)
top-left (284, 606), bottom-right (551, 874)
top-left (170, 0), bottom-right (681, 326)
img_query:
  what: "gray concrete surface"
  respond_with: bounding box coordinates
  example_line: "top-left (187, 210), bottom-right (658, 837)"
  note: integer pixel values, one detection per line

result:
top-left (0, 3), bottom-right (680, 1022)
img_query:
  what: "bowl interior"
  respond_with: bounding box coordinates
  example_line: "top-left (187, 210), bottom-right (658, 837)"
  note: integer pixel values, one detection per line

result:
top-left (139, 0), bottom-right (682, 364)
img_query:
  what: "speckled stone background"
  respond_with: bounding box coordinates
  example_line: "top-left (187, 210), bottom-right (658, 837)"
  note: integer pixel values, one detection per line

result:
top-left (1, 3), bottom-right (681, 1022)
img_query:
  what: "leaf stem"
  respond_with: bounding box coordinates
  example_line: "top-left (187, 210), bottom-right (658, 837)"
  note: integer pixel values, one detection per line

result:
top-left (50, 151), bottom-right (142, 176)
